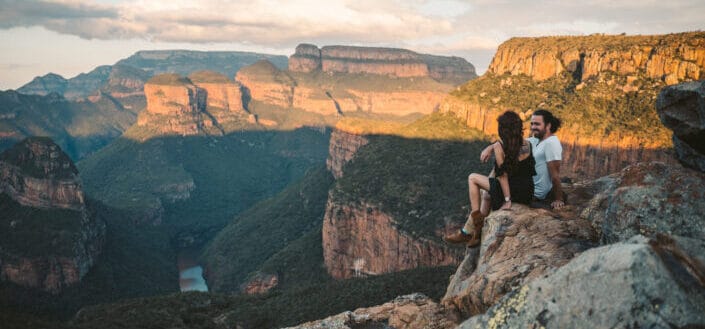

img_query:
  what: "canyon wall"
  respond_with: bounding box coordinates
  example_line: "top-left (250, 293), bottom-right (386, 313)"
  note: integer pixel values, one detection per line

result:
top-left (489, 32), bottom-right (705, 83)
top-left (289, 44), bottom-right (477, 84)
top-left (322, 199), bottom-right (463, 279)
top-left (326, 129), bottom-right (369, 179)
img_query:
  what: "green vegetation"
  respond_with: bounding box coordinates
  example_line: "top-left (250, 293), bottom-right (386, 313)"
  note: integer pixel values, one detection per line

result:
top-left (500, 31), bottom-right (705, 52)
top-left (0, 90), bottom-right (137, 160)
top-left (0, 199), bottom-right (177, 326)
top-left (202, 165), bottom-right (334, 292)
top-left (68, 265), bottom-right (455, 329)
top-left (0, 137), bottom-right (78, 179)
top-left (451, 71), bottom-right (671, 144)
top-left (289, 69), bottom-right (452, 94)
top-left (147, 73), bottom-right (193, 86)
top-left (333, 113), bottom-right (492, 242)
top-left (78, 127), bottom-right (331, 244)
top-left (0, 194), bottom-right (84, 257)
top-left (189, 70), bottom-right (233, 84)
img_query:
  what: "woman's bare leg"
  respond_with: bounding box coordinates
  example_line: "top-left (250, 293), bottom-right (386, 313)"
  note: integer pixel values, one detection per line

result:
top-left (480, 190), bottom-right (491, 216)
top-left (468, 173), bottom-right (490, 212)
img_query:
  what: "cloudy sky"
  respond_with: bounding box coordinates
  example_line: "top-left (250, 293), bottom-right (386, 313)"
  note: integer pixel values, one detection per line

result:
top-left (0, 0), bottom-right (703, 89)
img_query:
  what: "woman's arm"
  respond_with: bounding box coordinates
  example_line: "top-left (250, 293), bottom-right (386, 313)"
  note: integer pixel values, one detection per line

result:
top-left (493, 143), bottom-right (512, 210)
top-left (480, 142), bottom-right (499, 163)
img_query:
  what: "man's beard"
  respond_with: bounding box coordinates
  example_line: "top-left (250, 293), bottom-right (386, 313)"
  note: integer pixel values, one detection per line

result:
top-left (532, 129), bottom-right (545, 139)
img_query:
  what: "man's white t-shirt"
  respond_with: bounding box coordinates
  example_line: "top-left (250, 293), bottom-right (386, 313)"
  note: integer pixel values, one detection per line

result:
top-left (528, 135), bottom-right (562, 199)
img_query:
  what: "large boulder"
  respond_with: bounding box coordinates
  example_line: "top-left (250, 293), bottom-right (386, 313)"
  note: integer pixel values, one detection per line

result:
top-left (442, 204), bottom-right (597, 317)
top-left (580, 162), bottom-right (705, 244)
top-left (656, 80), bottom-right (705, 172)
top-left (282, 293), bottom-right (458, 329)
top-left (459, 234), bottom-right (705, 329)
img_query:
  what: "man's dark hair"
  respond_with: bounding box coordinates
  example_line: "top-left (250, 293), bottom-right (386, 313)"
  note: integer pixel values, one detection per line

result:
top-left (533, 109), bottom-right (561, 133)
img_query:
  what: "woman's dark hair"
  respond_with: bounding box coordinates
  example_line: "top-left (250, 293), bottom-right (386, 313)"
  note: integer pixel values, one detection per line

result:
top-left (497, 111), bottom-right (524, 175)
top-left (533, 109), bottom-right (561, 133)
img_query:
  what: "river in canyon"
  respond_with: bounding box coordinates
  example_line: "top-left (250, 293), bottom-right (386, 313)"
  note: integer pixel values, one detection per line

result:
top-left (177, 248), bottom-right (208, 292)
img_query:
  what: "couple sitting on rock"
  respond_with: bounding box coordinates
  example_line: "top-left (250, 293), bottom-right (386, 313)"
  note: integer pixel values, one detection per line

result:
top-left (445, 109), bottom-right (566, 247)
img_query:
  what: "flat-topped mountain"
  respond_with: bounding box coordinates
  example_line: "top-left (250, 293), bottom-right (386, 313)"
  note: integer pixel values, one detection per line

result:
top-left (289, 43), bottom-right (476, 84)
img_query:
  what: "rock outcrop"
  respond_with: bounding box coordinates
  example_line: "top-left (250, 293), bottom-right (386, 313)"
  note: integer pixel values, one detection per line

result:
top-left (283, 294), bottom-right (458, 329)
top-left (137, 74), bottom-right (222, 136)
top-left (238, 59), bottom-right (451, 119)
top-left (442, 205), bottom-right (597, 316)
top-left (0, 138), bottom-right (104, 293)
top-left (240, 272), bottom-right (278, 295)
top-left (579, 161), bottom-right (705, 244)
top-left (489, 32), bottom-right (705, 83)
top-left (0, 137), bottom-right (84, 210)
top-left (326, 129), bottom-right (369, 179)
top-left (656, 80), bottom-right (705, 172)
top-left (17, 73), bottom-right (69, 97)
top-left (322, 199), bottom-right (463, 279)
top-left (189, 70), bottom-right (247, 124)
top-left (459, 234), bottom-right (705, 329)
top-left (289, 44), bottom-right (477, 84)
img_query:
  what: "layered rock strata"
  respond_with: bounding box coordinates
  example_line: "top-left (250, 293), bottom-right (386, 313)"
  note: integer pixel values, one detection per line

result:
top-left (137, 74), bottom-right (221, 136)
top-left (322, 199), bottom-right (463, 279)
top-left (656, 80), bottom-right (705, 172)
top-left (289, 44), bottom-right (477, 83)
top-left (489, 32), bottom-right (705, 83)
top-left (442, 205), bottom-right (598, 316)
top-left (0, 138), bottom-right (104, 293)
top-left (190, 70), bottom-right (247, 124)
top-left (283, 294), bottom-right (458, 329)
top-left (240, 272), bottom-right (278, 295)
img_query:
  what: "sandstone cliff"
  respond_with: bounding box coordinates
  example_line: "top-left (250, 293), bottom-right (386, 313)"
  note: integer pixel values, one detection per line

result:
top-left (289, 44), bottom-right (477, 84)
top-left (440, 32), bottom-right (705, 180)
top-left (322, 198), bottom-right (463, 279)
top-left (136, 74), bottom-right (222, 137)
top-left (325, 129), bottom-right (369, 179)
top-left (0, 137), bottom-right (104, 293)
top-left (489, 32), bottom-right (705, 83)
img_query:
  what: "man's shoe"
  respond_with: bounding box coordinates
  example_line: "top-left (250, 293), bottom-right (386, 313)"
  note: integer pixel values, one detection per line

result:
top-left (444, 230), bottom-right (472, 244)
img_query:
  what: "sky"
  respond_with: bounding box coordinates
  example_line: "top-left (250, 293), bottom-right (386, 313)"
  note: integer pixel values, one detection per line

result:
top-left (0, 0), bottom-right (703, 90)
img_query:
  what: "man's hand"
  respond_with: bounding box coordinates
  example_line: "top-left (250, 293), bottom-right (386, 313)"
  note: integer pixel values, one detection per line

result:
top-left (551, 200), bottom-right (564, 209)
top-left (480, 143), bottom-right (495, 163)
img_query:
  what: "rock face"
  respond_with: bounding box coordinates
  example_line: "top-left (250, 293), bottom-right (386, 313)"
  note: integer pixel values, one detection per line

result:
top-left (240, 272), bottom-right (278, 295)
top-left (326, 129), bottom-right (369, 179)
top-left (489, 32), bottom-right (705, 83)
top-left (439, 98), bottom-right (677, 180)
top-left (283, 294), bottom-right (458, 329)
top-left (656, 80), bottom-right (705, 172)
top-left (289, 44), bottom-right (477, 84)
top-left (442, 205), bottom-right (597, 316)
top-left (238, 60), bottom-right (450, 118)
top-left (322, 199), bottom-right (463, 279)
top-left (189, 70), bottom-right (247, 124)
top-left (0, 138), bottom-right (104, 293)
top-left (137, 74), bottom-right (222, 136)
top-left (580, 162), bottom-right (705, 244)
top-left (459, 235), bottom-right (705, 329)
top-left (0, 137), bottom-right (84, 209)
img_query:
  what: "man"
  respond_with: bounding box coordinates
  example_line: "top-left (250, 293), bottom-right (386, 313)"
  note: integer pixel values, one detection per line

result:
top-left (528, 109), bottom-right (565, 209)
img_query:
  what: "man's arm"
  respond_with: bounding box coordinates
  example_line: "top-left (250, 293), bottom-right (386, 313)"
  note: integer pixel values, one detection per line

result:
top-left (547, 160), bottom-right (564, 209)
top-left (480, 142), bottom-right (499, 163)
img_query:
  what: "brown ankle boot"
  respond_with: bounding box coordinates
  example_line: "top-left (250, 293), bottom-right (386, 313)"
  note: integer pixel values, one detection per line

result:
top-left (466, 211), bottom-right (485, 247)
top-left (444, 230), bottom-right (472, 244)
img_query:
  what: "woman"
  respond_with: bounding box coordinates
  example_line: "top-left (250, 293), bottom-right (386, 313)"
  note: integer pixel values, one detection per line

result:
top-left (445, 111), bottom-right (535, 247)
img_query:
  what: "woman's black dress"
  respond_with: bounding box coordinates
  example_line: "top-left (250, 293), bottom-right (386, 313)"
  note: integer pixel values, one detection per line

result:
top-left (488, 143), bottom-right (536, 210)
